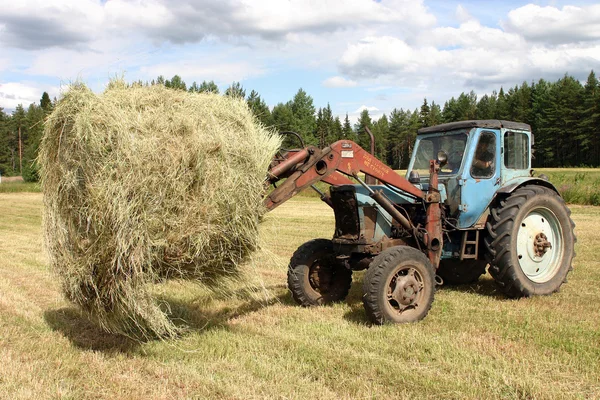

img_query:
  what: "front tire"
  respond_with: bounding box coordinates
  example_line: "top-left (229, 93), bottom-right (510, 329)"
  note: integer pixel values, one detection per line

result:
top-left (362, 246), bottom-right (435, 324)
top-left (485, 186), bottom-right (575, 297)
top-left (287, 239), bottom-right (353, 306)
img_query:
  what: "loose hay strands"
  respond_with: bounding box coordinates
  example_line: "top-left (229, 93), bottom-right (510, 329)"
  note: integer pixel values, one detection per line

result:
top-left (39, 81), bottom-right (281, 338)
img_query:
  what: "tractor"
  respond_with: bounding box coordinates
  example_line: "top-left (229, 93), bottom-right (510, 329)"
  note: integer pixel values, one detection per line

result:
top-left (264, 120), bottom-right (575, 324)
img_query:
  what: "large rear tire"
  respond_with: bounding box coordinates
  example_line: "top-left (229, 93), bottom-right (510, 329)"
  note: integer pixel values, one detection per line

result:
top-left (362, 246), bottom-right (435, 324)
top-left (485, 186), bottom-right (575, 297)
top-left (287, 239), bottom-right (353, 306)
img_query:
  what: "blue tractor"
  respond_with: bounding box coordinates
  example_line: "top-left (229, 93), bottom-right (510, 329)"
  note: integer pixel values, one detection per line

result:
top-left (265, 120), bottom-right (575, 324)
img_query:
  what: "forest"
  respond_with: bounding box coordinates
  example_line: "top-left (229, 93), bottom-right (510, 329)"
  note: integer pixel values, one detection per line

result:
top-left (1, 70), bottom-right (599, 182)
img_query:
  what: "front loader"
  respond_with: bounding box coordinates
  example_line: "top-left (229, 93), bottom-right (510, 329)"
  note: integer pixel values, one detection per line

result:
top-left (264, 120), bottom-right (575, 324)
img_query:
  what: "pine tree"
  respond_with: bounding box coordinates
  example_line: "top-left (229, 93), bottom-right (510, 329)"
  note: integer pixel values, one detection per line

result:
top-left (427, 101), bottom-right (442, 126)
top-left (165, 75), bottom-right (186, 90)
top-left (342, 113), bottom-right (353, 138)
top-left (581, 71), bottom-right (600, 165)
top-left (188, 81), bottom-right (200, 93)
top-left (0, 107), bottom-right (11, 177)
top-left (419, 98), bottom-right (431, 127)
top-left (11, 104), bottom-right (27, 175)
top-left (372, 114), bottom-right (389, 160)
top-left (354, 109), bottom-right (373, 150)
top-left (272, 102), bottom-right (297, 147)
top-left (495, 87), bottom-right (509, 119)
top-left (333, 116), bottom-right (343, 142)
top-left (387, 108), bottom-right (406, 168)
top-left (22, 102), bottom-right (45, 181)
top-left (289, 89), bottom-right (316, 145)
top-left (199, 80), bottom-right (219, 94)
top-left (247, 90), bottom-right (273, 127)
top-left (476, 92), bottom-right (497, 119)
top-left (40, 92), bottom-right (52, 113)
top-left (225, 82), bottom-right (246, 98)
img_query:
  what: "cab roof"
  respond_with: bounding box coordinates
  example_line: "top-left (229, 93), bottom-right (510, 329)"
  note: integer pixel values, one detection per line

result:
top-left (418, 120), bottom-right (531, 135)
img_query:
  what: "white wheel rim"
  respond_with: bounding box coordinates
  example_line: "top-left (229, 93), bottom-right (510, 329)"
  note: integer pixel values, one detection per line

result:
top-left (516, 208), bottom-right (564, 283)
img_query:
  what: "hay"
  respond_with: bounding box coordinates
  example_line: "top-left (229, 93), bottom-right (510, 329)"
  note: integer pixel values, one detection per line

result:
top-left (39, 81), bottom-right (281, 338)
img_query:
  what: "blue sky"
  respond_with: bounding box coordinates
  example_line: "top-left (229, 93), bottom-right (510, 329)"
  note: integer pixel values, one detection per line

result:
top-left (1, 0), bottom-right (600, 123)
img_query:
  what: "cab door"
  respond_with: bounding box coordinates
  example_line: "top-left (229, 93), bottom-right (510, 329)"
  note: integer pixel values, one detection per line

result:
top-left (457, 128), bottom-right (501, 228)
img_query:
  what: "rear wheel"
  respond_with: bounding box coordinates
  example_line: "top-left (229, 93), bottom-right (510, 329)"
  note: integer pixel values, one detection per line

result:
top-left (437, 259), bottom-right (487, 285)
top-left (485, 186), bottom-right (575, 297)
top-left (362, 246), bottom-right (435, 324)
top-left (287, 239), bottom-right (353, 306)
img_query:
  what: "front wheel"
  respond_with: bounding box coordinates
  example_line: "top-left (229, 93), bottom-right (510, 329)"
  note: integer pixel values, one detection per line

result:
top-left (287, 239), bottom-right (353, 306)
top-left (485, 186), bottom-right (576, 297)
top-left (362, 246), bottom-right (435, 324)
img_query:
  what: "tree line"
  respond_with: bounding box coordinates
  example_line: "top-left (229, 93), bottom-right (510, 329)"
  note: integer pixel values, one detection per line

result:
top-left (1, 70), bottom-right (599, 181)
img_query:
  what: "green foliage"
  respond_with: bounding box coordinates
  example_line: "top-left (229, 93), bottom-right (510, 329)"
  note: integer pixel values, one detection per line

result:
top-left (289, 89), bottom-right (317, 145)
top-left (247, 90), bottom-right (273, 127)
top-left (225, 82), bottom-right (246, 99)
top-left (165, 75), bottom-right (186, 91)
top-left (354, 108), bottom-right (373, 150)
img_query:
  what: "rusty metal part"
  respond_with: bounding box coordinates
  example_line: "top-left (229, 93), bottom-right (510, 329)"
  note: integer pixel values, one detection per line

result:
top-left (425, 159), bottom-right (443, 268)
top-left (310, 184), bottom-right (333, 208)
top-left (265, 140), bottom-right (425, 211)
top-left (354, 174), bottom-right (414, 233)
top-left (267, 148), bottom-right (310, 180)
top-left (387, 266), bottom-right (425, 311)
top-left (534, 232), bottom-right (552, 257)
top-left (364, 126), bottom-right (377, 185)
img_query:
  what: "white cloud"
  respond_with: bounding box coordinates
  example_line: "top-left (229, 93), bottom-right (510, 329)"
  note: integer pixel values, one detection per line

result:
top-left (102, 0), bottom-right (436, 44)
top-left (322, 76), bottom-right (357, 88)
top-left (344, 104), bottom-right (384, 124)
top-left (0, 82), bottom-right (60, 111)
top-left (503, 4), bottom-right (600, 44)
top-left (455, 5), bottom-right (474, 24)
top-left (0, 0), bottom-right (103, 50)
top-left (336, 5), bottom-right (600, 92)
top-left (339, 36), bottom-right (449, 79)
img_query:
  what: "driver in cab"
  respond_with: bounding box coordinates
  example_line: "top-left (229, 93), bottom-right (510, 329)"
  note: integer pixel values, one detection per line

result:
top-left (471, 134), bottom-right (495, 177)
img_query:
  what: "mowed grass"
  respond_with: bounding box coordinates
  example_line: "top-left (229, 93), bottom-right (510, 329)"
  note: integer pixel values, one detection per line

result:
top-left (1, 193), bottom-right (600, 399)
top-left (0, 181), bottom-right (40, 193)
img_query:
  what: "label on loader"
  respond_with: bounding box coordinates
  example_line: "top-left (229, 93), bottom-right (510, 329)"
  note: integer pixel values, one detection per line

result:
top-left (341, 150), bottom-right (354, 158)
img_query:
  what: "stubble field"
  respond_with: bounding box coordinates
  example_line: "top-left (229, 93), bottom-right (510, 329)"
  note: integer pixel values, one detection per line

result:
top-left (1, 192), bottom-right (599, 399)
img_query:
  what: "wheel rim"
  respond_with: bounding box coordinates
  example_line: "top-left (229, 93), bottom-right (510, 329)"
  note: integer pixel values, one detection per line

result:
top-left (308, 255), bottom-right (333, 294)
top-left (516, 207), bottom-right (564, 283)
top-left (385, 265), bottom-right (425, 316)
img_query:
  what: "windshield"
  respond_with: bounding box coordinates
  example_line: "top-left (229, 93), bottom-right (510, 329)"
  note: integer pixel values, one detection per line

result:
top-left (410, 131), bottom-right (468, 177)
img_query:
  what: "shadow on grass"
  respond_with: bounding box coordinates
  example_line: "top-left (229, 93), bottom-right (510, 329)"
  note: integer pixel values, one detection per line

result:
top-left (341, 276), bottom-right (508, 325)
top-left (44, 308), bottom-right (140, 353)
top-left (159, 286), bottom-right (291, 332)
top-left (44, 284), bottom-right (290, 353)
top-left (438, 276), bottom-right (506, 299)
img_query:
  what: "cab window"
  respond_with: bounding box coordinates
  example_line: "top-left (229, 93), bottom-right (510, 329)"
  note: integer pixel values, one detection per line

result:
top-left (504, 131), bottom-right (529, 169)
top-left (470, 131), bottom-right (496, 179)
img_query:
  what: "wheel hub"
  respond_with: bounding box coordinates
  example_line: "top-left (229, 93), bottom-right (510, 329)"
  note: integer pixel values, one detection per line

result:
top-left (534, 232), bottom-right (552, 257)
top-left (392, 273), bottom-right (421, 306)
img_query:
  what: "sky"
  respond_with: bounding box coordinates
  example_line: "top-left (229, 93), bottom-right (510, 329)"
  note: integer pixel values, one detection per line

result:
top-left (1, 0), bottom-right (600, 123)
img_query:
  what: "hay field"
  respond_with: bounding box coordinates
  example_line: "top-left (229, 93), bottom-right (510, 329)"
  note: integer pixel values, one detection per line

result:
top-left (1, 193), bottom-right (599, 399)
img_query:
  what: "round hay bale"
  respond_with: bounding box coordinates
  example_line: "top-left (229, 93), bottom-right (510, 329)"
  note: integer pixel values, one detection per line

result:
top-left (39, 82), bottom-right (281, 338)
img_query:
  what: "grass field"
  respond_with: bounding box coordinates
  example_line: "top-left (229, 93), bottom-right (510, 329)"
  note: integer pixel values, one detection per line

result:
top-left (1, 193), bottom-right (599, 399)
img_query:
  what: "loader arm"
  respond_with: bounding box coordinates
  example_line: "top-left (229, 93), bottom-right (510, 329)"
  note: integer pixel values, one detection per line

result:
top-left (265, 140), bottom-right (444, 267)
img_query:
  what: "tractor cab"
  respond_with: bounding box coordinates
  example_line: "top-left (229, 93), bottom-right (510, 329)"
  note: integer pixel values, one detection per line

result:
top-left (407, 120), bottom-right (533, 228)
